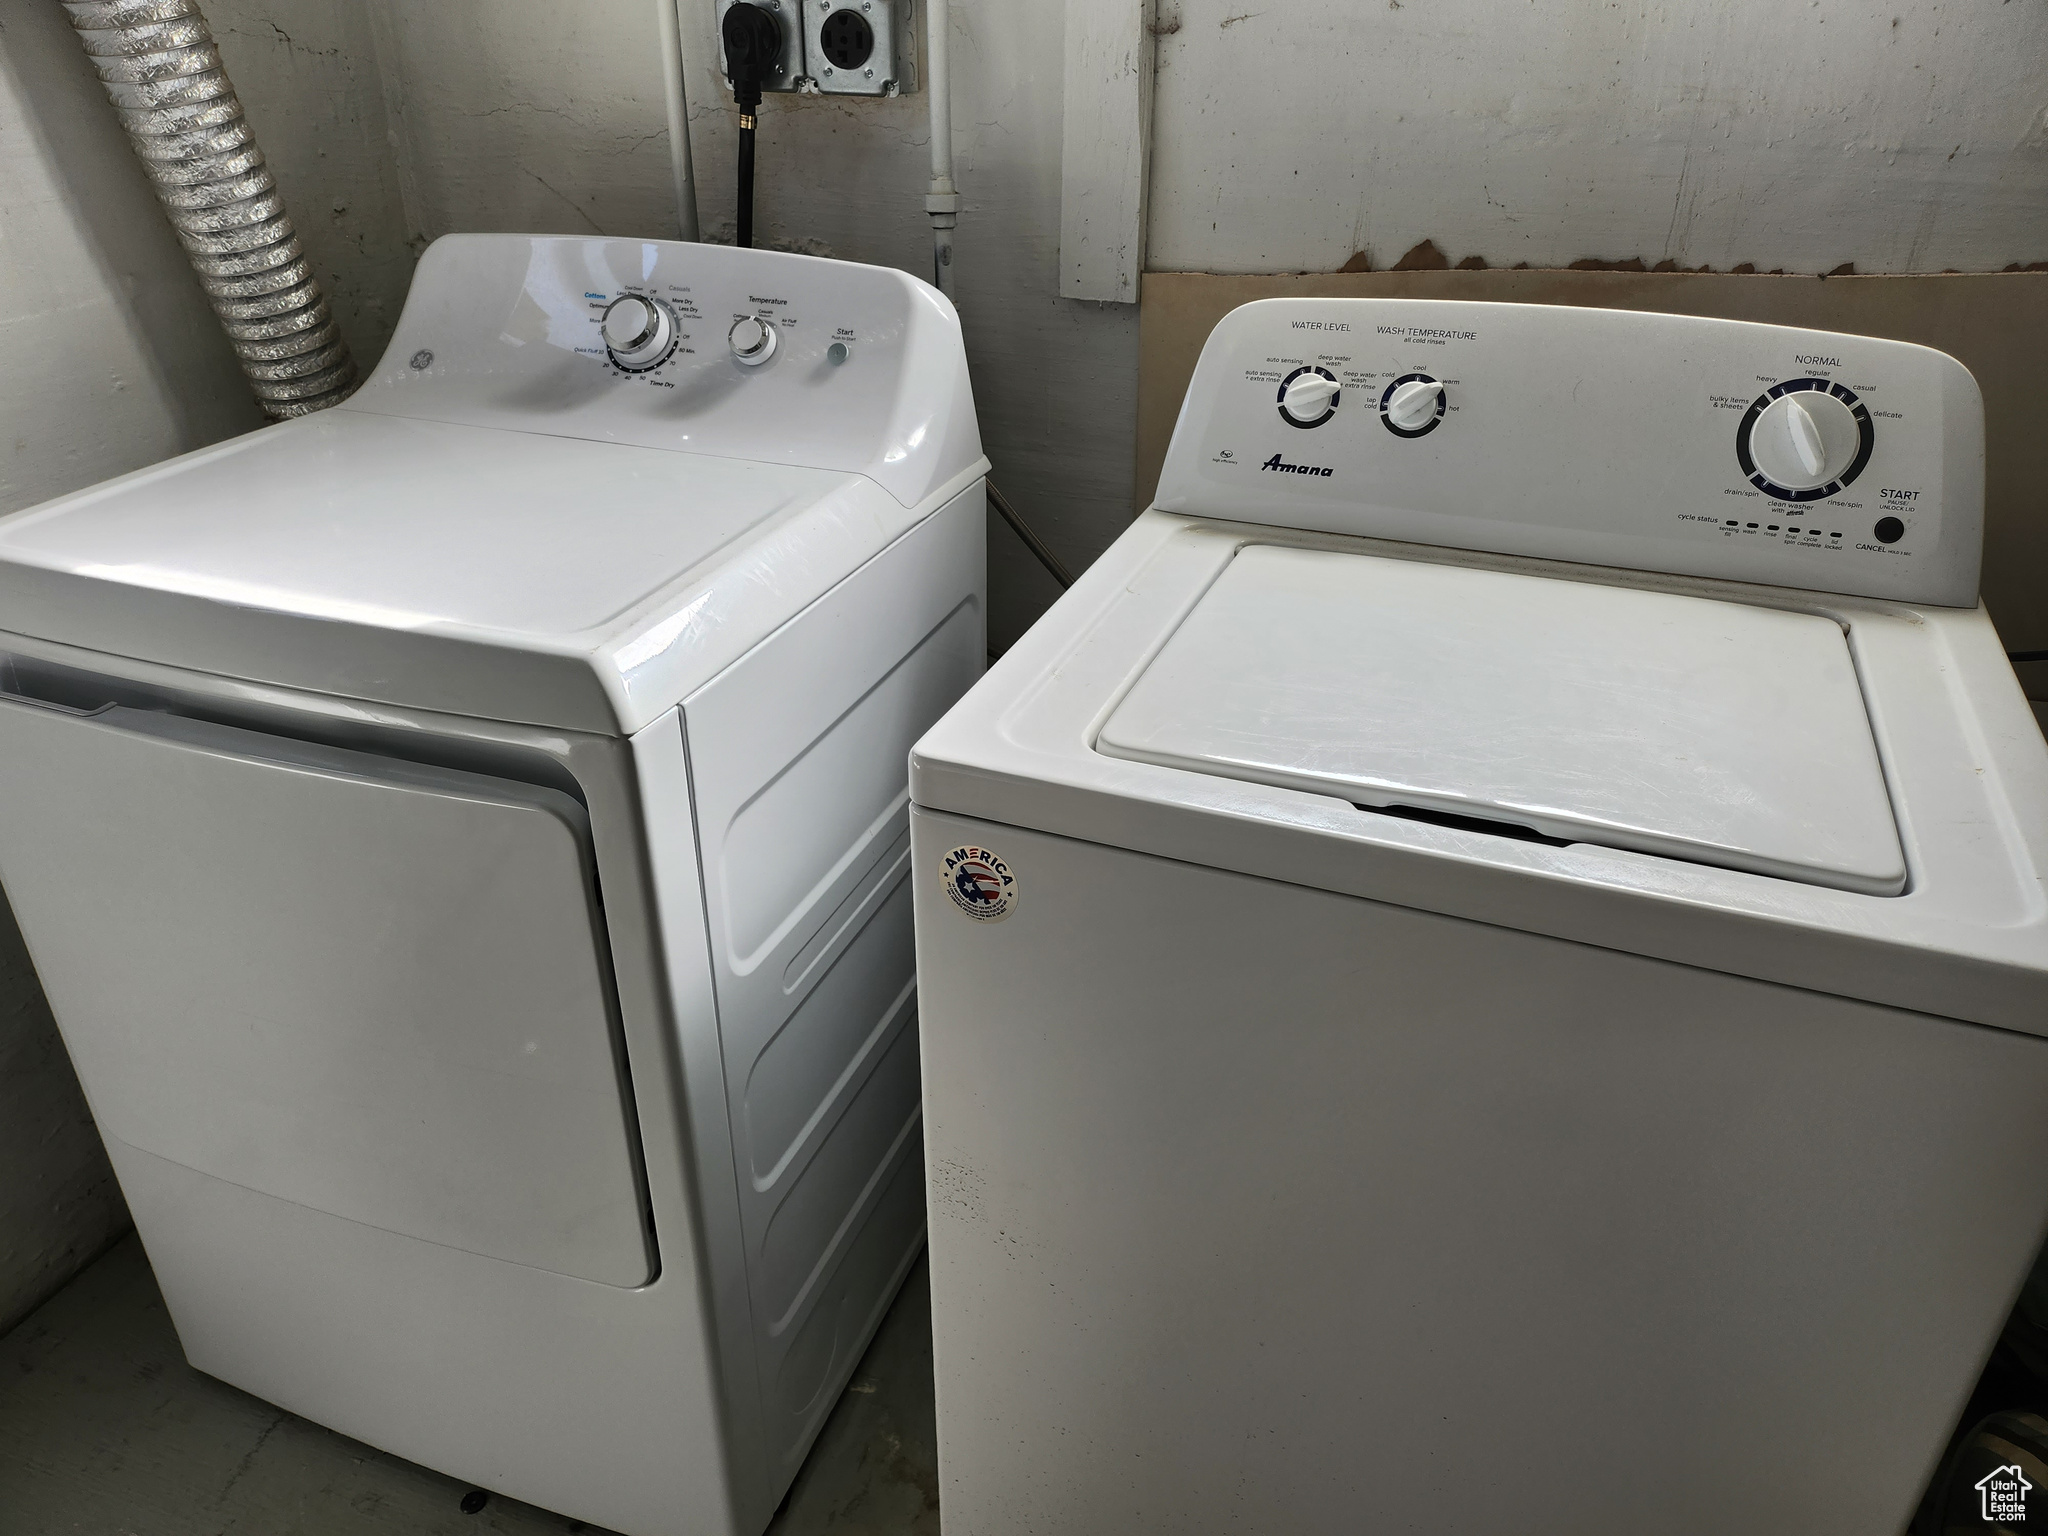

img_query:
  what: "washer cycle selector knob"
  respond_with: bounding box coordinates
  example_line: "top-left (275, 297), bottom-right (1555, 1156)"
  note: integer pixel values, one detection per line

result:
top-left (600, 294), bottom-right (675, 369)
top-left (1735, 378), bottom-right (1875, 501)
top-left (729, 315), bottom-right (778, 366)
top-left (1381, 375), bottom-right (1446, 437)
top-left (1750, 392), bottom-right (1860, 490)
top-left (1277, 366), bottom-right (1339, 427)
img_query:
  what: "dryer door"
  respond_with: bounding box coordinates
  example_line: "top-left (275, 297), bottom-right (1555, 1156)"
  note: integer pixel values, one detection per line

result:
top-left (0, 698), bottom-right (654, 1287)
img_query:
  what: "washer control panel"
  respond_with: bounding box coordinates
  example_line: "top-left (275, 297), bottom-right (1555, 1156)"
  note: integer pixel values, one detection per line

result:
top-left (1154, 297), bottom-right (1983, 606)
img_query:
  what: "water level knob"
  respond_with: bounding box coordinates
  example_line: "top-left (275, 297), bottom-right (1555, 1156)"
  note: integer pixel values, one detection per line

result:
top-left (1280, 372), bottom-right (1341, 425)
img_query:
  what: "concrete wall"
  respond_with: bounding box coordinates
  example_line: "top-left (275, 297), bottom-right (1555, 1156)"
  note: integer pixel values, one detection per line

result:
top-left (207, 0), bottom-right (416, 373)
top-left (0, 3), bottom-right (259, 514)
top-left (0, 878), bottom-right (126, 1340)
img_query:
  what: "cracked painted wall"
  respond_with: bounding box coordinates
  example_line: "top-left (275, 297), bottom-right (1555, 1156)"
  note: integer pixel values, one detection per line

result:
top-left (1149, 0), bottom-right (2048, 275)
top-left (206, 0), bottom-right (416, 373)
top-left (0, 4), bottom-right (260, 516)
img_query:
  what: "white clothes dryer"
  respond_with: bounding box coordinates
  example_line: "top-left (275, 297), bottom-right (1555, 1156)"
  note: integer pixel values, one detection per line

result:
top-left (0, 234), bottom-right (986, 1536)
top-left (910, 299), bottom-right (2048, 1536)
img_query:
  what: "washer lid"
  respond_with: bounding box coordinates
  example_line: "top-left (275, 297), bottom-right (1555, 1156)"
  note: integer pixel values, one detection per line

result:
top-left (1096, 545), bottom-right (1906, 896)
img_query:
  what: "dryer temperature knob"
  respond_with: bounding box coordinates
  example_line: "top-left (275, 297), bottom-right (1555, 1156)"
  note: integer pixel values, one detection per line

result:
top-left (729, 315), bottom-right (778, 366)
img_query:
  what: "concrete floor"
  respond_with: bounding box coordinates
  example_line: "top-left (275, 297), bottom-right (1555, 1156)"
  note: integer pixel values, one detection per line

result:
top-left (0, 1236), bottom-right (939, 1536)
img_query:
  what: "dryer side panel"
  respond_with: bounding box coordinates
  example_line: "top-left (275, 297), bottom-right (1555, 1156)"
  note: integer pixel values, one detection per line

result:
top-left (683, 483), bottom-right (985, 1486)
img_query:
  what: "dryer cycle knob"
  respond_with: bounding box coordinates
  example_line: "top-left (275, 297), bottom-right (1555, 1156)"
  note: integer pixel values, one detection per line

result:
top-left (601, 294), bottom-right (675, 369)
top-left (729, 315), bottom-right (778, 366)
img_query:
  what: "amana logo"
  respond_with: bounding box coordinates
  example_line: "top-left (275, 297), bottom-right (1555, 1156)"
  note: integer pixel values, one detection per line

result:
top-left (1261, 454), bottom-right (1334, 477)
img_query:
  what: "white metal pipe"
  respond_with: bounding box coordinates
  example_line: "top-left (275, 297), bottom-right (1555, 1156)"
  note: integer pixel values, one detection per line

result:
top-left (924, 0), bottom-right (959, 300)
top-left (657, 0), bottom-right (702, 241)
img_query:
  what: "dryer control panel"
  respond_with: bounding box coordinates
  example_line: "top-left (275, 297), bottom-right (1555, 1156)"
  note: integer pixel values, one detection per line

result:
top-left (346, 234), bottom-right (981, 511)
top-left (1153, 298), bottom-right (1984, 606)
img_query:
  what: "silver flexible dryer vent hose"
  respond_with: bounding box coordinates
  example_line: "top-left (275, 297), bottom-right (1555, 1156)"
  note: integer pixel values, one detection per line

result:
top-left (60, 0), bottom-right (357, 419)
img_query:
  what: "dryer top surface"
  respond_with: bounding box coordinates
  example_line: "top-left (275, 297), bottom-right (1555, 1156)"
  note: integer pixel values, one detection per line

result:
top-left (0, 409), bottom-right (853, 640)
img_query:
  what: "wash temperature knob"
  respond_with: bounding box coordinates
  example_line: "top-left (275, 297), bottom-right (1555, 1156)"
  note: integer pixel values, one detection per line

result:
top-left (730, 315), bottom-right (778, 366)
top-left (600, 295), bottom-right (674, 368)
top-left (1385, 377), bottom-right (1445, 431)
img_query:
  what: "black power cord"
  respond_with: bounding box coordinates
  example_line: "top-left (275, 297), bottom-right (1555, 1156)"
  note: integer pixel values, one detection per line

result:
top-left (721, 4), bottom-right (780, 248)
top-left (982, 480), bottom-right (1076, 663)
top-left (987, 478), bottom-right (1074, 589)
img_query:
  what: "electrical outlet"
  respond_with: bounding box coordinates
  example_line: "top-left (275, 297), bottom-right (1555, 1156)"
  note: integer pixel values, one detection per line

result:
top-left (717, 0), bottom-right (805, 95)
top-left (803, 0), bottom-right (916, 96)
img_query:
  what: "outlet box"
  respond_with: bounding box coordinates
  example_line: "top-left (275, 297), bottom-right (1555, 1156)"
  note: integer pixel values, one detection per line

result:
top-left (717, 0), bottom-right (805, 95)
top-left (803, 0), bottom-right (916, 96)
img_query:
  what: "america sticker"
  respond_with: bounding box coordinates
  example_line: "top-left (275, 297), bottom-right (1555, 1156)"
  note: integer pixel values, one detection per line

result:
top-left (940, 844), bottom-right (1017, 922)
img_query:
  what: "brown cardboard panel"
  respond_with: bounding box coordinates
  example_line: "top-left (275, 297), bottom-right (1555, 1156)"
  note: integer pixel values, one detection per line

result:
top-left (1136, 271), bottom-right (2048, 677)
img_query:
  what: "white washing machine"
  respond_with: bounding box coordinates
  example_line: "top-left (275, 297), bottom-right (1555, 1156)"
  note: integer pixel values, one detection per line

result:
top-left (909, 300), bottom-right (2048, 1535)
top-left (0, 234), bottom-right (985, 1536)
